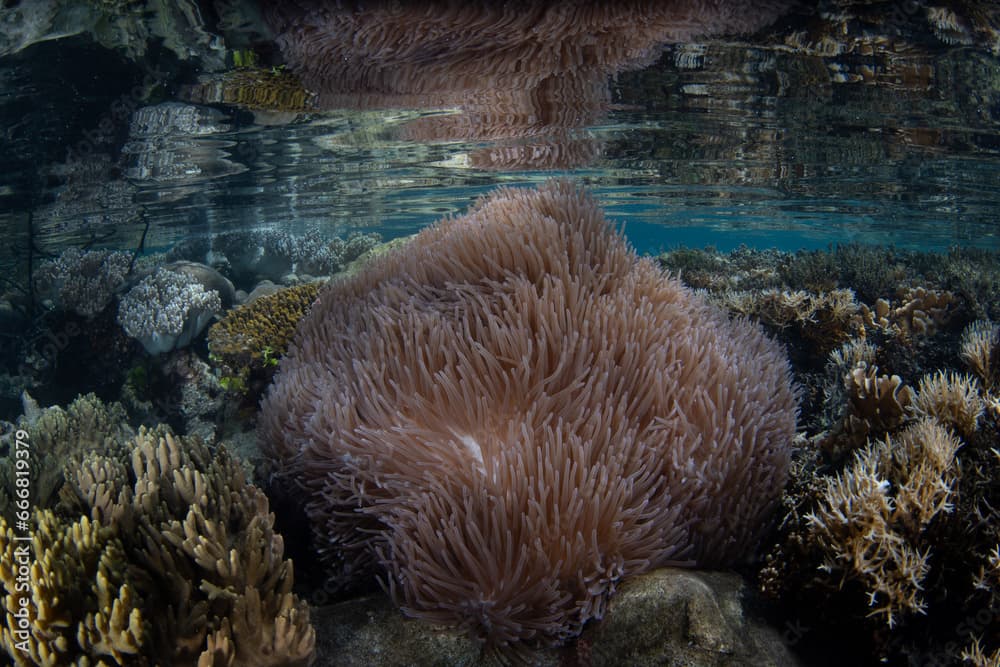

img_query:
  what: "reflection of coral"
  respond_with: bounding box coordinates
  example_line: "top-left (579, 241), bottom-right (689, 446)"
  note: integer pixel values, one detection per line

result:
top-left (261, 181), bottom-right (797, 652)
top-left (181, 67), bottom-right (317, 113)
top-left (265, 0), bottom-right (792, 168)
top-left (805, 419), bottom-right (962, 627)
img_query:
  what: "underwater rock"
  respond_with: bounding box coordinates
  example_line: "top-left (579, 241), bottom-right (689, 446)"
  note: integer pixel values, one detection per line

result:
top-left (310, 568), bottom-right (799, 666)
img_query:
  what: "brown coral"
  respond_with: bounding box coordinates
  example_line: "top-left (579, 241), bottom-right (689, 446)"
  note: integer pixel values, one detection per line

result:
top-left (910, 370), bottom-right (984, 439)
top-left (961, 319), bottom-right (999, 387)
top-left (862, 287), bottom-right (955, 338)
top-left (260, 180), bottom-right (797, 652)
top-left (0, 422), bottom-right (314, 666)
top-left (805, 419), bottom-right (962, 627)
top-left (60, 427), bottom-right (316, 666)
top-left (207, 281), bottom-right (324, 390)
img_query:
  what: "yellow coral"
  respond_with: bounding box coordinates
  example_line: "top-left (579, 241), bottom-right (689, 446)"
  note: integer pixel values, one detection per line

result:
top-left (0, 510), bottom-right (144, 666)
top-left (208, 281), bottom-right (324, 387)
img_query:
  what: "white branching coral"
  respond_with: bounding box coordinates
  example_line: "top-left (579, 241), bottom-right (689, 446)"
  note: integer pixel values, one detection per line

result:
top-left (805, 419), bottom-right (962, 627)
top-left (34, 248), bottom-right (133, 318)
top-left (117, 268), bottom-right (221, 354)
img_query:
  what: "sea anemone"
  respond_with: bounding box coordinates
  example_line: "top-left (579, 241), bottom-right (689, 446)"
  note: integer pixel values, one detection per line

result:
top-left (260, 180), bottom-right (797, 652)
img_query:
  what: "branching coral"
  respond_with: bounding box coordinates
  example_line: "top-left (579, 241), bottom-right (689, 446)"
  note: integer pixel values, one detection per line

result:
top-left (34, 248), bottom-right (133, 318)
top-left (961, 319), bottom-right (999, 388)
top-left (910, 370), bottom-right (984, 439)
top-left (805, 419), bottom-right (962, 627)
top-left (0, 393), bottom-right (133, 516)
top-left (261, 180), bottom-right (798, 653)
top-left (61, 430), bottom-right (314, 666)
top-left (715, 287), bottom-right (863, 353)
top-left (0, 510), bottom-right (144, 666)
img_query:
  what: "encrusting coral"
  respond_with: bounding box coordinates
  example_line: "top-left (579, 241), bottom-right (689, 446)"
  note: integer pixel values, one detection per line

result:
top-left (260, 180), bottom-right (798, 654)
top-left (0, 418), bottom-right (315, 666)
top-left (207, 281), bottom-right (324, 392)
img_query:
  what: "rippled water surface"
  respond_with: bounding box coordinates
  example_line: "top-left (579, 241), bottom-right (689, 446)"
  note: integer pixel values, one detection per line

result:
top-left (1, 4), bottom-right (999, 267)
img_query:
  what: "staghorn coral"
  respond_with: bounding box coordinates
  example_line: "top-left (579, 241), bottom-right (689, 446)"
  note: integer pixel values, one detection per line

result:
top-left (961, 319), bottom-right (999, 387)
top-left (117, 268), bottom-right (222, 355)
top-left (208, 281), bottom-right (324, 392)
top-left (260, 180), bottom-right (797, 653)
top-left (910, 370), bottom-right (984, 439)
top-left (805, 418), bottom-right (962, 628)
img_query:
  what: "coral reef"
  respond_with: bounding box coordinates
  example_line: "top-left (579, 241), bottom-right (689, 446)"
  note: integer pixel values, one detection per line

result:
top-left (715, 287), bottom-right (863, 354)
top-left (805, 418), bottom-right (962, 627)
top-left (961, 319), bottom-right (999, 388)
top-left (910, 370), bottom-right (984, 439)
top-left (0, 510), bottom-right (143, 665)
top-left (861, 287), bottom-right (955, 339)
top-left (34, 248), bottom-right (133, 318)
top-left (117, 267), bottom-right (222, 355)
top-left (261, 181), bottom-right (797, 653)
top-left (0, 423), bottom-right (315, 666)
